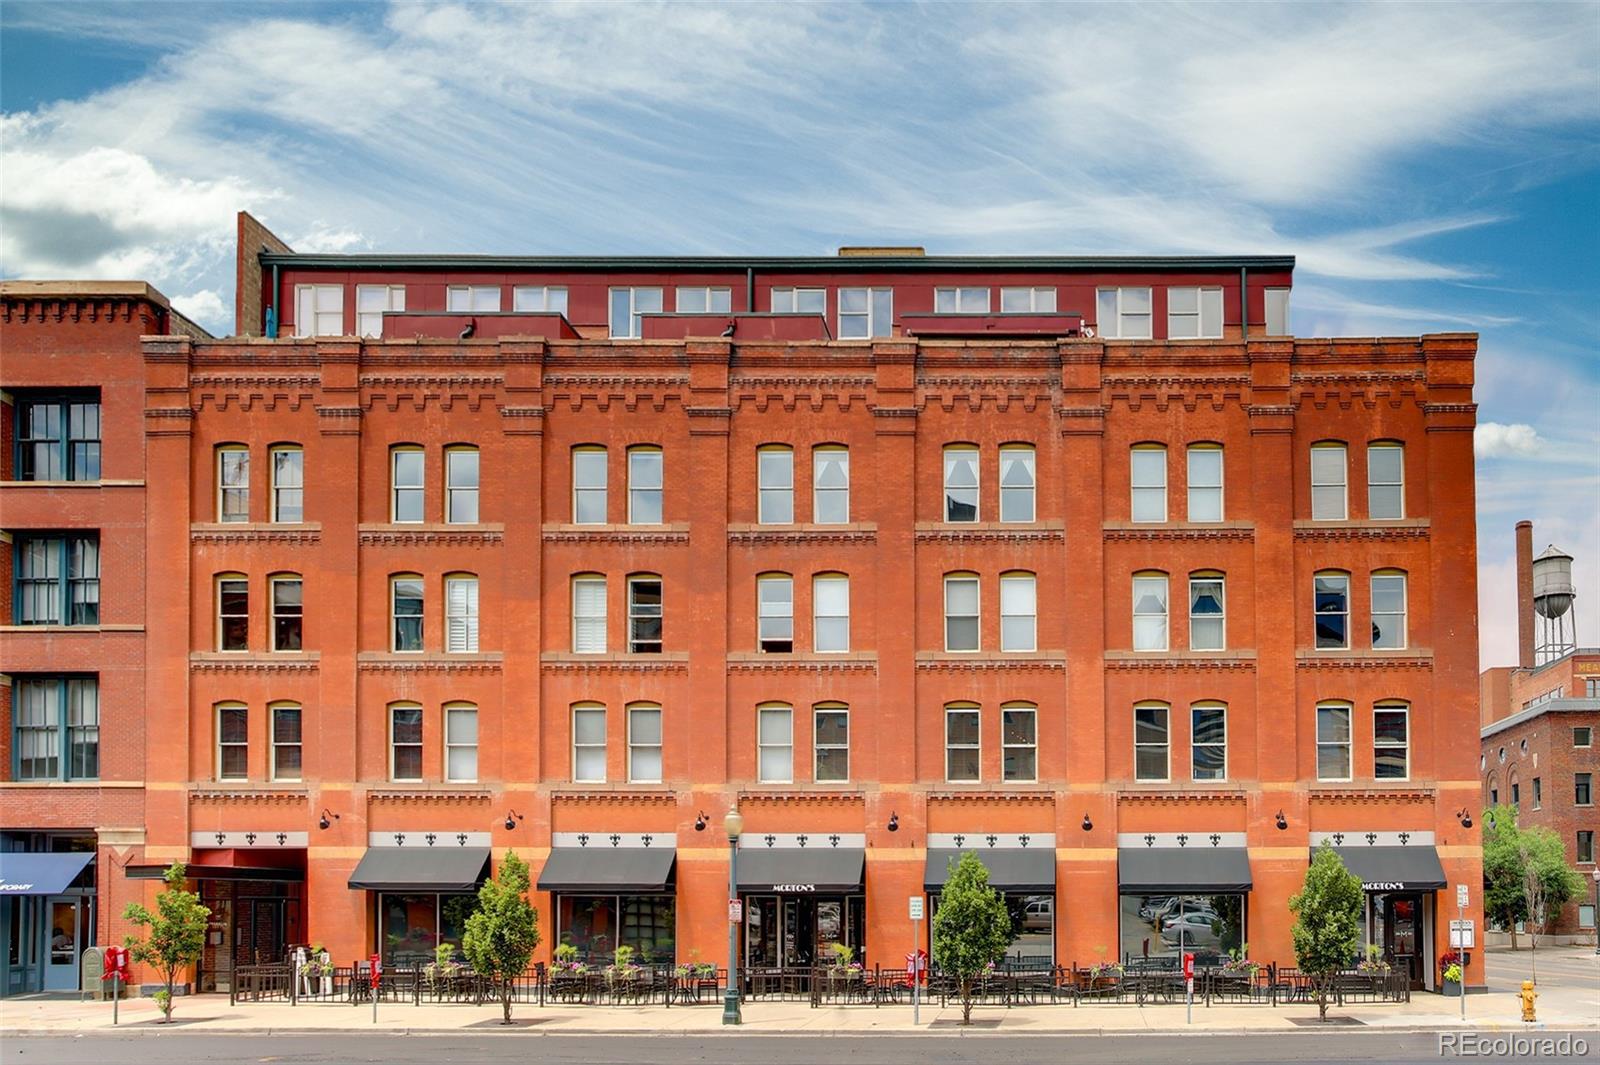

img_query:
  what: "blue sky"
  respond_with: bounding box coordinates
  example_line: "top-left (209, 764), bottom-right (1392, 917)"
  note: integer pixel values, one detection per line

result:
top-left (3, 1), bottom-right (1596, 666)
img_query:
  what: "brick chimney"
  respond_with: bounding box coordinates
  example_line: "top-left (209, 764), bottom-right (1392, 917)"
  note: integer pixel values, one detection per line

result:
top-left (1516, 520), bottom-right (1535, 669)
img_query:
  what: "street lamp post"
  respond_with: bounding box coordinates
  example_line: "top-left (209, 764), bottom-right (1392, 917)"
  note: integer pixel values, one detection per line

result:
top-left (723, 807), bottom-right (744, 1025)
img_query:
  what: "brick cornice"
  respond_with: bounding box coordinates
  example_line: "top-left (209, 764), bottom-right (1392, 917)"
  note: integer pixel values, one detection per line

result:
top-left (728, 524), bottom-right (877, 545)
top-left (191, 523), bottom-right (322, 545)
top-left (189, 787), bottom-right (310, 804)
top-left (1292, 519), bottom-right (1430, 542)
top-left (914, 652), bottom-right (1066, 672)
top-left (357, 653), bottom-right (504, 672)
top-left (366, 788), bottom-right (494, 803)
top-left (914, 522), bottom-right (1065, 544)
top-left (542, 524), bottom-right (690, 544)
top-left (1103, 651), bottom-right (1256, 671)
top-left (539, 653), bottom-right (689, 673)
top-left (357, 524), bottom-right (504, 545)
top-left (1103, 522), bottom-right (1254, 543)
top-left (1295, 650), bottom-right (1433, 669)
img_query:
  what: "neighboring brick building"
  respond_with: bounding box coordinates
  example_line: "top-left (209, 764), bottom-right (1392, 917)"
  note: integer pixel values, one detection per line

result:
top-left (0, 281), bottom-right (207, 995)
top-left (1480, 522), bottom-right (1600, 942)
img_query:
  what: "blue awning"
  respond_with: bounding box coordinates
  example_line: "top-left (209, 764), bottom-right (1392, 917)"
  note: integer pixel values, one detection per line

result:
top-left (0, 852), bottom-right (94, 895)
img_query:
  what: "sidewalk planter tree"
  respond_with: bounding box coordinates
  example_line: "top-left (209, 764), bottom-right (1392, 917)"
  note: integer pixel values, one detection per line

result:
top-left (1288, 843), bottom-right (1363, 1021)
top-left (930, 852), bottom-right (1012, 1025)
top-left (461, 851), bottom-right (540, 1024)
top-left (121, 862), bottom-right (209, 1023)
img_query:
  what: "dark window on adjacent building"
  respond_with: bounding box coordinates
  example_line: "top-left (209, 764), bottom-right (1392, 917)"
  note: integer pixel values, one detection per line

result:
top-left (15, 535), bottom-right (99, 625)
top-left (1576, 726), bottom-right (1594, 748)
top-left (15, 392), bottom-right (100, 481)
top-left (1577, 772), bottom-right (1594, 807)
top-left (1532, 777), bottom-right (1542, 809)
top-left (1578, 830), bottom-right (1595, 865)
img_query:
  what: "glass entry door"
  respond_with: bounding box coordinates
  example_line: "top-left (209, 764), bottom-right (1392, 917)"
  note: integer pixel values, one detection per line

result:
top-left (1383, 894), bottom-right (1423, 990)
top-left (743, 894), bottom-right (863, 970)
top-left (42, 898), bottom-right (84, 991)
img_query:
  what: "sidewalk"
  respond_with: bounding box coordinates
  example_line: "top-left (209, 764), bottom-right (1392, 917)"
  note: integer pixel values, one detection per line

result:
top-left (4, 981), bottom-right (1595, 1036)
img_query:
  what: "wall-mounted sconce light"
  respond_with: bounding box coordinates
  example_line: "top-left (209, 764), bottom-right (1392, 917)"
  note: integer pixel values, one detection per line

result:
top-left (1081, 814), bottom-right (1093, 832)
top-left (1275, 810), bottom-right (1288, 831)
top-left (503, 810), bottom-right (524, 832)
top-left (1456, 808), bottom-right (1474, 829)
top-left (694, 812), bottom-right (709, 832)
top-left (318, 809), bottom-right (339, 831)
top-left (886, 813), bottom-right (899, 832)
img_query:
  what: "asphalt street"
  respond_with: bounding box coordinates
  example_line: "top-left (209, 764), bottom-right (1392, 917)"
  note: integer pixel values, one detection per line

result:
top-left (5, 1031), bottom-right (1596, 1065)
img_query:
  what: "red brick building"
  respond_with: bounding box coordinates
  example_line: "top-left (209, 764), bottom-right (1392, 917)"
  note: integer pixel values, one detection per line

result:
top-left (0, 281), bottom-right (207, 994)
top-left (1479, 522), bottom-right (1600, 941)
top-left (3, 213), bottom-right (1486, 995)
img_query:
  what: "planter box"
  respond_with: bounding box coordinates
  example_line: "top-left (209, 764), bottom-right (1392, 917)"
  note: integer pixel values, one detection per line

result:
top-left (1443, 981), bottom-right (1463, 997)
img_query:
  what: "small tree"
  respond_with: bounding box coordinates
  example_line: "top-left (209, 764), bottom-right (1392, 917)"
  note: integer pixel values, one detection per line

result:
top-left (1288, 843), bottom-right (1363, 1021)
top-left (461, 851), bottom-right (540, 1023)
top-left (930, 852), bottom-right (1012, 1025)
top-left (1482, 804), bottom-right (1586, 974)
top-left (122, 863), bottom-right (209, 1022)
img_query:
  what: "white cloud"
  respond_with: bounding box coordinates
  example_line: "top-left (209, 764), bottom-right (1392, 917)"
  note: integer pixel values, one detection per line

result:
top-left (171, 289), bottom-right (228, 330)
top-left (1475, 422), bottom-right (1545, 459)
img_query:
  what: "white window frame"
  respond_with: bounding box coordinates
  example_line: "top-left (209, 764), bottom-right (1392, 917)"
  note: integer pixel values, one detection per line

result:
top-left (1191, 702), bottom-right (1227, 782)
top-left (1188, 574), bottom-right (1226, 652)
top-left (356, 284), bottom-right (405, 337)
top-left (812, 574), bottom-right (850, 653)
top-left (1134, 703), bottom-right (1170, 782)
top-left (389, 703), bottom-right (423, 783)
top-left (1000, 287), bottom-right (1057, 313)
top-left (1096, 287), bottom-right (1152, 339)
top-left (943, 445), bottom-right (980, 522)
top-left (1371, 571), bottom-right (1408, 650)
top-left (1000, 572), bottom-right (1037, 653)
top-left (1264, 288), bottom-right (1291, 336)
top-left (673, 286), bottom-right (732, 314)
top-left (218, 574), bottom-right (249, 652)
top-left (572, 446), bottom-right (608, 525)
top-left (1001, 703), bottom-right (1037, 783)
top-left (1315, 572), bottom-right (1351, 650)
top-left (1130, 444), bottom-right (1167, 522)
top-left (609, 286), bottom-right (664, 338)
top-left (757, 704), bottom-right (794, 784)
top-left (1186, 444), bottom-right (1223, 522)
top-left (627, 446), bottom-right (664, 525)
top-left (1132, 573), bottom-right (1170, 652)
top-left (944, 704), bottom-right (981, 783)
top-left (390, 574), bottom-right (424, 653)
top-left (770, 287), bottom-right (826, 315)
top-left (446, 285), bottom-right (501, 313)
top-left (627, 574), bottom-right (662, 654)
top-left (1166, 286), bottom-right (1224, 339)
top-left (934, 287), bottom-right (990, 314)
top-left (571, 704), bottom-right (607, 783)
top-left (627, 703), bottom-right (663, 784)
top-left (838, 287), bottom-right (892, 339)
top-left (1367, 442), bottom-right (1405, 520)
top-left (512, 285), bottom-right (569, 315)
top-left (445, 574), bottom-right (480, 653)
top-left (390, 446), bottom-right (424, 524)
top-left (944, 574), bottom-right (981, 652)
top-left (270, 573), bottom-right (303, 653)
top-left (218, 445), bottom-right (249, 523)
top-left (757, 445), bottom-right (794, 524)
top-left (812, 446), bottom-right (849, 524)
top-left (1310, 443), bottom-right (1348, 520)
top-left (757, 574), bottom-right (794, 653)
top-left (1370, 702), bottom-right (1410, 782)
top-left (571, 575), bottom-right (607, 654)
top-left (217, 703), bottom-right (248, 782)
top-left (294, 283), bottom-right (343, 337)
top-left (269, 702), bottom-right (302, 783)
top-left (813, 704), bottom-right (849, 783)
top-left (445, 446), bottom-right (479, 524)
top-left (270, 445), bottom-right (304, 523)
top-left (999, 444), bottom-right (1036, 523)
top-left (444, 703), bottom-right (478, 783)
top-left (1316, 702), bottom-right (1353, 782)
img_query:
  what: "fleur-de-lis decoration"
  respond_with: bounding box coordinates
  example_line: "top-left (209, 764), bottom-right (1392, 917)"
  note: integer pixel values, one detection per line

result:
top-left (953, 834), bottom-right (966, 848)
top-left (394, 832), bottom-right (406, 846)
top-left (456, 833), bottom-right (468, 846)
top-left (1365, 832), bottom-right (1378, 846)
top-left (1398, 831), bottom-right (1410, 845)
top-left (1018, 834), bottom-right (1031, 848)
top-left (828, 834), bottom-right (841, 848)
top-left (764, 834), bottom-right (776, 848)
top-left (215, 832), bottom-right (227, 846)
top-left (425, 833), bottom-right (437, 847)
top-left (1144, 833), bottom-right (1156, 847)
top-left (797, 834), bottom-right (808, 848)
top-left (610, 833), bottom-right (622, 847)
top-left (985, 834), bottom-right (998, 848)
top-left (276, 833), bottom-right (288, 846)
top-left (1176, 833), bottom-right (1189, 848)
top-left (1332, 832), bottom-right (1345, 846)
top-left (578, 833), bottom-right (590, 847)
top-left (1209, 833), bottom-right (1221, 847)
top-left (641, 834), bottom-right (653, 848)
top-left (245, 832), bottom-right (257, 846)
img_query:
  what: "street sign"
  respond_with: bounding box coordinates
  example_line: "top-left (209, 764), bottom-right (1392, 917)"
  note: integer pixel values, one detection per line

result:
top-left (1451, 919), bottom-right (1476, 949)
top-left (1457, 884), bottom-right (1469, 909)
top-left (728, 899), bottom-right (743, 923)
top-left (908, 896), bottom-right (924, 921)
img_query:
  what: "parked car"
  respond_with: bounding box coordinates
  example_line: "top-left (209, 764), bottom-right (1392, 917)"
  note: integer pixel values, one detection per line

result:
top-left (1159, 912), bottom-right (1221, 948)
top-left (1021, 899), bottom-right (1052, 932)
top-left (1137, 897), bottom-right (1174, 921)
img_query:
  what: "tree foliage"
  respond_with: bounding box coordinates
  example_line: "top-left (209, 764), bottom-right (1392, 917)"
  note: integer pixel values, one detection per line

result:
top-left (1288, 843), bottom-right (1364, 1020)
top-left (461, 851), bottom-right (540, 1023)
top-left (122, 863), bottom-right (209, 1021)
top-left (1482, 804), bottom-right (1586, 968)
top-left (930, 852), bottom-right (1012, 1024)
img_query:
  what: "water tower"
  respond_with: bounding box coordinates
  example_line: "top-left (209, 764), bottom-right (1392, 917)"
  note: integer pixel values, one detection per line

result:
top-left (1532, 544), bottom-right (1577, 665)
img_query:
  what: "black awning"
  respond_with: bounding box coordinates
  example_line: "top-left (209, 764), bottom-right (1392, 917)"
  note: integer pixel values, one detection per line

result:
top-left (1321, 846), bottom-right (1447, 892)
top-left (1118, 847), bottom-right (1252, 894)
top-left (127, 863), bottom-right (304, 883)
top-left (0, 852), bottom-right (93, 895)
top-left (736, 847), bottom-right (864, 894)
top-left (924, 849), bottom-right (1055, 892)
top-left (348, 847), bottom-right (490, 892)
top-left (537, 847), bottom-right (676, 893)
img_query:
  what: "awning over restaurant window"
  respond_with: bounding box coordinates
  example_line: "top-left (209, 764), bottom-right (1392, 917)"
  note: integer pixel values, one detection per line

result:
top-left (348, 847), bottom-right (490, 892)
top-left (0, 852), bottom-right (93, 895)
top-left (736, 847), bottom-right (864, 894)
top-left (537, 847), bottom-right (676, 894)
top-left (1117, 847), bottom-right (1252, 894)
top-left (1317, 846), bottom-right (1446, 892)
top-left (127, 863), bottom-right (305, 883)
top-left (924, 848), bottom-right (1055, 893)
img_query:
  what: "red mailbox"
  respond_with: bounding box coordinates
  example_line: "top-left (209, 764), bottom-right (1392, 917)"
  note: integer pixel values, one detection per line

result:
top-left (368, 953), bottom-right (383, 989)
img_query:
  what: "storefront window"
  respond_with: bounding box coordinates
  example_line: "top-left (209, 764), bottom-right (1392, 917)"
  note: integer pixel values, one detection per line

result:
top-left (556, 894), bottom-right (675, 966)
top-left (379, 893), bottom-right (479, 966)
top-left (1118, 893), bottom-right (1245, 965)
top-left (929, 892), bottom-right (1052, 967)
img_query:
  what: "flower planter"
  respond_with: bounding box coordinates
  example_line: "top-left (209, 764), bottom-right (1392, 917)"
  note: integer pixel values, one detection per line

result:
top-left (1442, 981), bottom-right (1463, 997)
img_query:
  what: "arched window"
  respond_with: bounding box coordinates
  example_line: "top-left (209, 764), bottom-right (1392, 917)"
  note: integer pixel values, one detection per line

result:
top-left (945, 702), bottom-right (981, 782)
top-left (1367, 441), bottom-right (1405, 519)
top-left (943, 444), bottom-right (979, 522)
top-left (999, 444), bottom-right (1035, 523)
top-left (627, 703), bottom-right (663, 783)
top-left (445, 572), bottom-right (479, 653)
top-left (626, 573), bottom-right (662, 654)
top-left (1314, 570), bottom-right (1351, 650)
top-left (1000, 571), bottom-right (1036, 652)
top-left (572, 445), bottom-right (608, 524)
top-left (757, 445), bottom-right (794, 524)
top-left (572, 703), bottom-right (607, 783)
top-left (813, 445), bottom-right (849, 524)
top-left (1134, 701), bottom-right (1170, 782)
top-left (1001, 702), bottom-right (1037, 783)
top-left (813, 573), bottom-right (849, 653)
top-left (269, 701), bottom-right (303, 782)
top-left (216, 572), bottom-right (249, 651)
top-left (757, 573), bottom-right (793, 653)
top-left (1188, 571), bottom-right (1225, 652)
top-left (1132, 571), bottom-right (1170, 651)
top-left (389, 702), bottom-right (423, 782)
top-left (444, 702), bottom-right (478, 783)
top-left (1191, 702), bottom-right (1227, 781)
top-left (1371, 570), bottom-right (1408, 650)
top-left (1310, 441), bottom-right (1348, 520)
top-left (216, 702), bottom-right (248, 782)
top-left (627, 445), bottom-right (664, 524)
top-left (390, 444), bottom-right (424, 523)
top-left (217, 443), bottom-right (249, 523)
top-left (571, 573), bottom-right (607, 654)
top-left (270, 572), bottom-right (304, 652)
top-left (1374, 701), bottom-right (1409, 781)
top-left (944, 572), bottom-right (980, 651)
top-left (1186, 443), bottom-right (1223, 522)
top-left (1130, 444), bottom-right (1167, 522)
top-left (391, 573), bottom-right (424, 652)
top-left (813, 703), bottom-right (849, 782)
top-left (1315, 701), bottom-right (1353, 781)
top-left (269, 443), bottom-right (304, 523)
top-left (757, 703), bottom-right (793, 783)
top-left (445, 445), bottom-right (480, 524)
